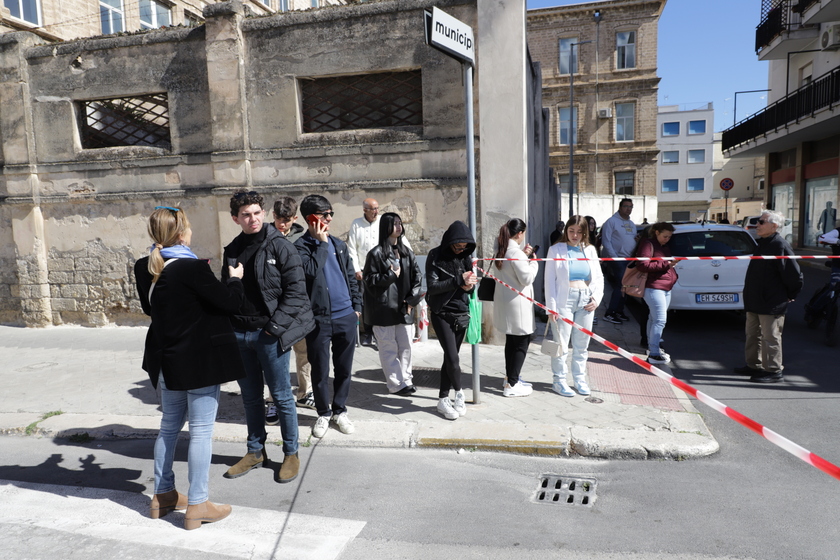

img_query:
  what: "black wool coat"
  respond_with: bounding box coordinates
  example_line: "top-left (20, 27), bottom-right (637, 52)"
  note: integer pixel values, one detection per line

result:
top-left (743, 232), bottom-right (804, 315)
top-left (135, 257), bottom-right (246, 391)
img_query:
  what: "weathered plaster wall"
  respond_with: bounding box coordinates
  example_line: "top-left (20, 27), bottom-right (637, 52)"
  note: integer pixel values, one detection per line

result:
top-left (0, 0), bottom-right (499, 327)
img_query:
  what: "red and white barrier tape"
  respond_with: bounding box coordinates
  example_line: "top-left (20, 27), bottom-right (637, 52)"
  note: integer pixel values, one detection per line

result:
top-left (475, 255), bottom-right (840, 262)
top-left (474, 262), bottom-right (840, 481)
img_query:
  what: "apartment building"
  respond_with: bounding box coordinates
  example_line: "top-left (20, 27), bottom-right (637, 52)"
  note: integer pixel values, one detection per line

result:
top-left (722, 0), bottom-right (840, 247)
top-left (656, 103), bottom-right (714, 222)
top-left (527, 0), bottom-right (665, 225)
top-left (0, 0), bottom-right (349, 41)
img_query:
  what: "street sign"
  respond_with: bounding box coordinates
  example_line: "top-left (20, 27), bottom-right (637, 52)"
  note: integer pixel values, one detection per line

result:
top-left (720, 178), bottom-right (734, 191)
top-left (424, 7), bottom-right (475, 65)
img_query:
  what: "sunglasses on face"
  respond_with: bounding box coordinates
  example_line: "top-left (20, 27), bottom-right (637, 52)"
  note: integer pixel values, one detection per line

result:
top-left (758, 219), bottom-right (767, 225)
top-left (315, 211), bottom-right (335, 218)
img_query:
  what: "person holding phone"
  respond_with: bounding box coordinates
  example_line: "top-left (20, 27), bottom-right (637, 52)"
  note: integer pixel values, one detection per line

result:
top-left (295, 195), bottom-right (363, 438)
top-left (426, 221), bottom-right (477, 420)
top-left (492, 218), bottom-right (538, 397)
top-left (135, 206), bottom-right (245, 530)
top-left (362, 212), bottom-right (424, 395)
top-left (544, 215), bottom-right (604, 397)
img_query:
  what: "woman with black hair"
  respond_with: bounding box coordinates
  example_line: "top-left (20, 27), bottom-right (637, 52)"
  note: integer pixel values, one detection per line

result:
top-left (492, 218), bottom-right (538, 397)
top-left (362, 212), bottom-right (424, 396)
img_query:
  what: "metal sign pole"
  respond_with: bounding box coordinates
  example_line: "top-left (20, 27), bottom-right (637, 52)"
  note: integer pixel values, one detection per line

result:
top-left (464, 62), bottom-right (480, 404)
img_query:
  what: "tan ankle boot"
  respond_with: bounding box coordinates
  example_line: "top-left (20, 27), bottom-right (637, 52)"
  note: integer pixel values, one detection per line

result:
top-left (184, 500), bottom-right (232, 530)
top-left (277, 453), bottom-right (299, 483)
top-left (223, 449), bottom-right (266, 479)
top-left (150, 489), bottom-right (188, 519)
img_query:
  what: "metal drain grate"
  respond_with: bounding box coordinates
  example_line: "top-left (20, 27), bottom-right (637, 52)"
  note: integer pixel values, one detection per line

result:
top-left (534, 475), bottom-right (597, 506)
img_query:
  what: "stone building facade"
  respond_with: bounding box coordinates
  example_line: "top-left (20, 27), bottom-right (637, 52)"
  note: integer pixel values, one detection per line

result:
top-left (0, 0), bottom-right (542, 328)
top-left (0, 0), bottom-right (348, 42)
top-left (527, 0), bottom-right (665, 225)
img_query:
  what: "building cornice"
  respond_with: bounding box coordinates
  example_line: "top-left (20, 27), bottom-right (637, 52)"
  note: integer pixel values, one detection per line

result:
top-left (527, 0), bottom-right (666, 22)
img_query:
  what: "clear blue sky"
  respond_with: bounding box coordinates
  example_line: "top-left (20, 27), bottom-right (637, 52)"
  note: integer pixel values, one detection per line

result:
top-left (526, 0), bottom-right (769, 132)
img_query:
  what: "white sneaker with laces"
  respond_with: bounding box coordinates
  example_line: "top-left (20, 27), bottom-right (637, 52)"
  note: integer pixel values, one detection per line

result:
top-left (575, 380), bottom-right (591, 395)
top-left (453, 390), bottom-right (467, 416)
top-left (331, 412), bottom-right (355, 434)
top-left (437, 397), bottom-right (459, 420)
top-left (517, 376), bottom-right (532, 387)
top-left (312, 415), bottom-right (329, 438)
top-left (503, 381), bottom-right (533, 397)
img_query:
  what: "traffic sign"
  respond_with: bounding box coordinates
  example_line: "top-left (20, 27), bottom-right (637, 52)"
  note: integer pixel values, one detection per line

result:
top-left (720, 178), bottom-right (734, 191)
top-left (424, 7), bottom-right (475, 65)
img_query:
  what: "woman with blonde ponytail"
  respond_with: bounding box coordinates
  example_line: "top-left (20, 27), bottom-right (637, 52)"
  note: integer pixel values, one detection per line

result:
top-left (134, 206), bottom-right (246, 530)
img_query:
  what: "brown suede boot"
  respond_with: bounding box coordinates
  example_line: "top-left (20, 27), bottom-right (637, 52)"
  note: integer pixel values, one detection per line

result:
top-left (223, 449), bottom-right (266, 479)
top-left (277, 453), bottom-right (299, 484)
top-left (150, 489), bottom-right (188, 519)
top-left (184, 500), bottom-right (232, 530)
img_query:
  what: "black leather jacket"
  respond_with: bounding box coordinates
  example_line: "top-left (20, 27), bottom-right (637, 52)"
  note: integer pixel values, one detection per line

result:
top-left (362, 243), bottom-right (423, 326)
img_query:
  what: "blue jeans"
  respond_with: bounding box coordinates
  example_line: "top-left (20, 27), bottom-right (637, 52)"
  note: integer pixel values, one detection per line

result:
top-left (235, 329), bottom-right (298, 456)
top-left (154, 376), bottom-right (220, 505)
top-left (551, 287), bottom-right (595, 381)
top-left (643, 288), bottom-right (671, 356)
top-left (606, 261), bottom-right (628, 314)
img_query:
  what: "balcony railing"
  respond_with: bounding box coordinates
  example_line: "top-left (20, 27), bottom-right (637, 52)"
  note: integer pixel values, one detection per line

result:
top-left (722, 66), bottom-right (840, 152)
top-left (755, 0), bottom-right (807, 53)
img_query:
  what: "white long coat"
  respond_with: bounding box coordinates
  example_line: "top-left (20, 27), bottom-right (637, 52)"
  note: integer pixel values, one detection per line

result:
top-left (544, 242), bottom-right (604, 314)
top-left (492, 239), bottom-right (538, 336)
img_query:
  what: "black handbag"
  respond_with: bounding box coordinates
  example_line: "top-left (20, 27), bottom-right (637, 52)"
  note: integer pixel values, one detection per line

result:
top-left (477, 264), bottom-right (496, 301)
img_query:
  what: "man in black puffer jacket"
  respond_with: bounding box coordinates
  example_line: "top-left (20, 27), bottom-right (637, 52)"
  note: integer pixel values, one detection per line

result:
top-left (221, 190), bottom-right (315, 484)
top-left (295, 194), bottom-right (362, 440)
top-left (736, 210), bottom-right (803, 383)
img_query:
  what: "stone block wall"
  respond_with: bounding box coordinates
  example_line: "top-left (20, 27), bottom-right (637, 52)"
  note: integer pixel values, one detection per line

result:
top-left (0, 0), bottom-right (532, 327)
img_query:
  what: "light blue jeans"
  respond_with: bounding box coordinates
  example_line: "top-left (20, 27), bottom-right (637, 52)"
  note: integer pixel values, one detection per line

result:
top-left (235, 329), bottom-right (298, 456)
top-left (551, 287), bottom-right (595, 381)
top-left (643, 287), bottom-right (671, 356)
top-left (154, 375), bottom-right (220, 505)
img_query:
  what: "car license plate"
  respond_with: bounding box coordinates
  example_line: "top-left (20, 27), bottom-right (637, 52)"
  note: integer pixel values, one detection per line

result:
top-left (696, 293), bottom-right (738, 303)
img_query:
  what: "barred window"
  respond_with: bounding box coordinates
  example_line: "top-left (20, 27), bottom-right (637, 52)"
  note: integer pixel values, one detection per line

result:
top-left (300, 71), bottom-right (423, 133)
top-left (78, 94), bottom-right (171, 150)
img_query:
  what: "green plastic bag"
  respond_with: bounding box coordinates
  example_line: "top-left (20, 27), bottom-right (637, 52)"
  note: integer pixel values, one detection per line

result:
top-left (465, 290), bottom-right (482, 344)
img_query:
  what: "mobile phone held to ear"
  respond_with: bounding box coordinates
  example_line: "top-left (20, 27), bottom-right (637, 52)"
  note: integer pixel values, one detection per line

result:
top-left (306, 214), bottom-right (320, 227)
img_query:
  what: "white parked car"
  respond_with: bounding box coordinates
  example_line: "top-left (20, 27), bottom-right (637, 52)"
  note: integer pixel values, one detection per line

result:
top-left (665, 223), bottom-right (758, 311)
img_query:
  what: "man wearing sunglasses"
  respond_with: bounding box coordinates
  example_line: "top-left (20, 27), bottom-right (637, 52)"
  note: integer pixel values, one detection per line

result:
top-left (295, 195), bottom-right (362, 438)
top-left (221, 190), bottom-right (315, 484)
top-left (736, 210), bottom-right (803, 383)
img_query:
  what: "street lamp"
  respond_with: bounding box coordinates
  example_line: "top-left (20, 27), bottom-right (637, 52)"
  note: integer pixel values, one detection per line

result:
top-left (568, 40), bottom-right (591, 218)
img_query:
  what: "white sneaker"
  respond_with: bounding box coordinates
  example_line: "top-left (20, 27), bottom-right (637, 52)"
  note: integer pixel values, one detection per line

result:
top-left (453, 390), bottom-right (467, 416)
top-left (331, 412), bottom-right (355, 434)
top-left (575, 380), bottom-right (591, 396)
top-left (312, 415), bottom-right (329, 438)
top-left (517, 376), bottom-right (532, 387)
top-left (503, 381), bottom-right (533, 397)
top-left (437, 397), bottom-right (459, 420)
top-left (552, 380), bottom-right (574, 397)
top-left (647, 354), bottom-right (670, 365)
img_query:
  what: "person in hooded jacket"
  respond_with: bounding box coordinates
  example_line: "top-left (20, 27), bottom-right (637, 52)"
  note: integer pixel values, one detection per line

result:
top-left (426, 221), bottom-right (478, 420)
top-left (363, 212), bottom-right (424, 395)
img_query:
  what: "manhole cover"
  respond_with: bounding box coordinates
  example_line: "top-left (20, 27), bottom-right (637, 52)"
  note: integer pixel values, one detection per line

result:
top-left (585, 396), bottom-right (603, 404)
top-left (534, 475), bottom-right (597, 506)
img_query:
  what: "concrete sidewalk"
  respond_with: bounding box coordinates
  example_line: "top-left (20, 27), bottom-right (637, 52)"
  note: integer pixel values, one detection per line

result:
top-left (0, 318), bottom-right (718, 460)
